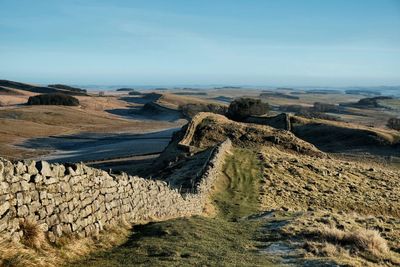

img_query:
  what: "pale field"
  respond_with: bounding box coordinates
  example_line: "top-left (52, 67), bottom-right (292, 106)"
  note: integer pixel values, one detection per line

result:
top-left (0, 94), bottom-right (180, 160)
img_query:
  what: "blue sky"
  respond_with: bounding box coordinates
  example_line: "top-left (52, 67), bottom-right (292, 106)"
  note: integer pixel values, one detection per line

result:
top-left (0, 0), bottom-right (399, 86)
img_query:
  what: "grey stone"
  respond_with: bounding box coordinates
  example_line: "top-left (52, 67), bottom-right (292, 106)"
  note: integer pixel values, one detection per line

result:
top-left (17, 205), bottom-right (29, 217)
top-left (15, 162), bottom-right (26, 175)
top-left (0, 182), bottom-right (9, 194)
top-left (53, 224), bottom-right (63, 237)
top-left (34, 174), bottom-right (43, 183)
top-left (24, 160), bottom-right (38, 175)
top-left (36, 161), bottom-right (53, 177)
top-left (0, 161), bottom-right (4, 181)
top-left (20, 180), bottom-right (30, 191)
top-left (3, 161), bottom-right (14, 177)
top-left (0, 201), bottom-right (10, 217)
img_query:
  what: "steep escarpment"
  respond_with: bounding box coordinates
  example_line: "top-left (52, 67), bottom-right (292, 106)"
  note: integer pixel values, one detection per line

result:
top-left (242, 113), bottom-right (400, 156)
top-left (151, 112), bottom-right (324, 192)
top-left (290, 116), bottom-right (400, 155)
top-left (179, 113), bottom-right (323, 156)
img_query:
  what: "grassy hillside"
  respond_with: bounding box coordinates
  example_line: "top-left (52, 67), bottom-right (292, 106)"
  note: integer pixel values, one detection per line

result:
top-left (68, 149), bottom-right (278, 267)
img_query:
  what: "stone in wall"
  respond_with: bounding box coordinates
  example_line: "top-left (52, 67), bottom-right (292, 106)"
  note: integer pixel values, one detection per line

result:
top-left (0, 139), bottom-right (232, 243)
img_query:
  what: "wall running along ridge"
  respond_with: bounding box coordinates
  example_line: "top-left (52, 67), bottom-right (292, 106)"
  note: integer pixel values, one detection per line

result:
top-left (0, 139), bottom-right (232, 243)
top-left (246, 113), bottom-right (292, 131)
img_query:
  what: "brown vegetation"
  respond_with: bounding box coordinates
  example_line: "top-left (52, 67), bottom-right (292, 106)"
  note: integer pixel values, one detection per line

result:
top-left (387, 117), bottom-right (400, 131)
top-left (0, 223), bottom-right (131, 267)
top-left (27, 93), bottom-right (80, 106)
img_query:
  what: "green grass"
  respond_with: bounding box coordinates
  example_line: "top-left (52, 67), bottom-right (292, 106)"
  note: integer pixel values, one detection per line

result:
top-left (214, 148), bottom-right (263, 219)
top-left (68, 148), bottom-right (278, 267)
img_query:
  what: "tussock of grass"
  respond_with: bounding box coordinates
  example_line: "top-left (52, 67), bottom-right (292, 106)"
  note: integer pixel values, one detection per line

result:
top-left (315, 226), bottom-right (389, 257)
top-left (0, 223), bottom-right (131, 267)
top-left (19, 219), bottom-right (46, 250)
top-left (303, 241), bottom-right (340, 257)
top-left (302, 225), bottom-right (400, 265)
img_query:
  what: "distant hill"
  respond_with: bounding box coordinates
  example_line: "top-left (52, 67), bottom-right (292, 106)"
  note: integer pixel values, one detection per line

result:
top-left (0, 80), bottom-right (87, 96)
top-left (116, 88), bottom-right (135, 92)
top-left (47, 84), bottom-right (87, 94)
top-left (0, 86), bottom-right (20, 95)
top-left (341, 96), bottom-right (394, 109)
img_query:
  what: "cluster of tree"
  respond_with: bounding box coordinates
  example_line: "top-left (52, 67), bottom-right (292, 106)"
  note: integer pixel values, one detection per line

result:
top-left (259, 92), bottom-right (299, 100)
top-left (357, 97), bottom-right (392, 108)
top-left (279, 104), bottom-right (306, 113)
top-left (173, 92), bottom-right (207, 96)
top-left (180, 103), bottom-right (228, 118)
top-left (305, 89), bottom-right (341, 94)
top-left (279, 102), bottom-right (340, 121)
top-left (313, 102), bottom-right (340, 113)
top-left (340, 96), bottom-right (393, 109)
top-left (116, 88), bottom-right (135, 92)
top-left (387, 118), bottom-right (400, 131)
top-left (128, 91), bottom-right (142, 96)
top-left (295, 109), bottom-right (340, 121)
top-left (345, 89), bottom-right (381, 96)
top-left (280, 102), bottom-right (339, 113)
top-left (227, 98), bottom-right (269, 120)
top-left (48, 84), bottom-right (87, 94)
top-left (179, 98), bottom-right (270, 120)
top-left (27, 93), bottom-right (80, 106)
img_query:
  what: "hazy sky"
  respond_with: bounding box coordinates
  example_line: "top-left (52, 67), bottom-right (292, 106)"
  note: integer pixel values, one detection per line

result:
top-left (0, 0), bottom-right (399, 86)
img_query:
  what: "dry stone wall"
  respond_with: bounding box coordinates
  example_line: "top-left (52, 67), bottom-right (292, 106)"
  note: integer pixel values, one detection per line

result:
top-left (0, 139), bottom-right (232, 243)
top-left (245, 113), bottom-right (292, 131)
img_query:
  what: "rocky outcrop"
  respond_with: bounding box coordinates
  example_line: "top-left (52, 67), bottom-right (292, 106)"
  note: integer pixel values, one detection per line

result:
top-left (0, 139), bottom-right (232, 243)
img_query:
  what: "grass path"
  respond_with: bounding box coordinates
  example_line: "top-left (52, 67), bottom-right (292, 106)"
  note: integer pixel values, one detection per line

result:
top-left (68, 148), bottom-right (278, 267)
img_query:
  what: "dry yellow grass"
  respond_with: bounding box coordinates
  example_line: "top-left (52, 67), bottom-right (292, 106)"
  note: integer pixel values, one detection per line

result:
top-left (276, 211), bottom-right (400, 266)
top-left (259, 145), bottom-right (400, 217)
top-left (155, 93), bottom-right (220, 110)
top-left (19, 220), bottom-right (46, 250)
top-left (0, 104), bottom-right (177, 159)
top-left (291, 115), bottom-right (400, 144)
top-left (316, 226), bottom-right (389, 257)
top-left (0, 222), bottom-right (131, 267)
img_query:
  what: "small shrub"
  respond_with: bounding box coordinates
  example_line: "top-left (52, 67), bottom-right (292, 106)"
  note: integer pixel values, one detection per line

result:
top-left (347, 228), bottom-right (389, 256)
top-left (304, 241), bottom-right (339, 257)
top-left (318, 225), bottom-right (346, 242)
top-left (279, 104), bottom-right (307, 113)
top-left (355, 96), bottom-right (392, 108)
top-left (128, 90), bottom-right (142, 96)
top-left (227, 98), bottom-right (269, 120)
top-left (313, 102), bottom-right (339, 113)
top-left (295, 110), bottom-right (340, 121)
top-left (315, 226), bottom-right (389, 257)
top-left (20, 219), bottom-right (46, 250)
top-left (27, 93), bottom-right (79, 106)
